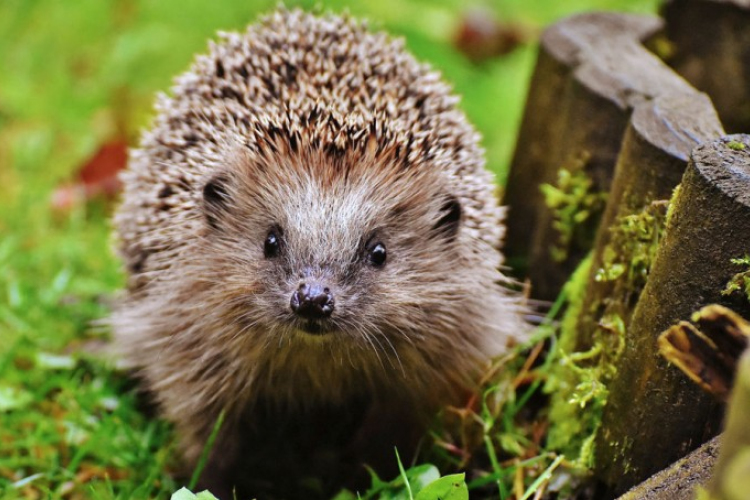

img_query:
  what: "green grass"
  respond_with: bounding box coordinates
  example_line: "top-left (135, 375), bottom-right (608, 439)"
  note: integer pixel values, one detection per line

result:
top-left (0, 0), bottom-right (657, 498)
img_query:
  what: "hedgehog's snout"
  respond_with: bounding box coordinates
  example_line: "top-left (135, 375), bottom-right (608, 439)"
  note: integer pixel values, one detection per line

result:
top-left (290, 282), bottom-right (335, 320)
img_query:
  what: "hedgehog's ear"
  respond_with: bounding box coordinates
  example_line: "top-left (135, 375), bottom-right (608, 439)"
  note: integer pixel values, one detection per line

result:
top-left (203, 174), bottom-right (232, 230)
top-left (433, 195), bottom-right (462, 241)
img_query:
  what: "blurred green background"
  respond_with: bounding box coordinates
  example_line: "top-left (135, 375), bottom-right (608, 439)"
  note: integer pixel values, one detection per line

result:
top-left (0, 0), bottom-right (658, 498)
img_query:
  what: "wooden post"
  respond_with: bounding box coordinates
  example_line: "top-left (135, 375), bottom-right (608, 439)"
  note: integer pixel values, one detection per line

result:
top-left (503, 12), bottom-right (703, 300)
top-left (595, 135), bottom-right (750, 497)
top-left (616, 436), bottom-right (720, 500)
top-left (573, 93), bottom-right (723, 352)
top-left (661, 0), bottom-right (750, 133)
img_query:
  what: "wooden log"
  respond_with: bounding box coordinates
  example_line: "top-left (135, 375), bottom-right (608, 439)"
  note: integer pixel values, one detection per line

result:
top-left (620, 324), bottom-right (750, 500)
top-left (616, 435), bottom-right (720, 500)
top-left (595, 135), bottom-right (750, 497)
top-left (660, 0), bottom-right (750, 133)
top-left (544, 93), bottom-right (722, 467)
top-left (573, 93), bottom-right (723, 353)
top-left (503, 12), bottom-right (701, 300)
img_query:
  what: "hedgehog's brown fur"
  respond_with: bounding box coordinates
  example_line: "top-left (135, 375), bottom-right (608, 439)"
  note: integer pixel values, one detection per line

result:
top-left (112, 8), bottom-right (526, 498)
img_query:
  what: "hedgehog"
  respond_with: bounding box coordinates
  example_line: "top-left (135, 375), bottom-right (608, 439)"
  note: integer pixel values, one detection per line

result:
top-left (111, 8), bottom-right (527, 498)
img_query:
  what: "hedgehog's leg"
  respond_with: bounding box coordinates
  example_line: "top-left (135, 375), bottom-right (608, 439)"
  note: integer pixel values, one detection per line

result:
top-left (133, 360), bottom-right (244, 497)
top-left (342, 398), bottom-right (426, 489)
top-left (176, 410), bottom-right (244, 499)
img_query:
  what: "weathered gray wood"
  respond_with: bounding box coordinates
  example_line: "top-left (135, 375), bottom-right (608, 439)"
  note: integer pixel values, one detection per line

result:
top-left (503, 12), bottom-right (704, 300)
top-left (661, 0), bottom-right (750, 133)
top-left (595, 135), bottom-right (750, 497)
top-left (616, 435), bottom-right (720, 500)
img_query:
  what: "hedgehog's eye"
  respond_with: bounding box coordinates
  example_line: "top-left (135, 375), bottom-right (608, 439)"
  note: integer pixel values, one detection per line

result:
top-left (264, 229), bottom-right (282, 259)
top-left (366, 241), bottom-right (387, 267)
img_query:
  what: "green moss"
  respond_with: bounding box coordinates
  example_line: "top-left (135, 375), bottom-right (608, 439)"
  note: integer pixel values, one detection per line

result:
top-left (595, 200), bottom-right (668, 295)
top-left (665, 183), bottom-right (682, 229)
top-left (587, 200), bottom-right (667, 364)
top-left (646, 33), bottom-right (676, 61)
top-left (540, 152), bottom-right (607, 262)
top-left (579, 200), bottom-right (667, 368)
top-left (545, 254), bottom-right (611, 464)
top-left (558, 253), bottom-right (593, 354)
top-left (722, 255), bottom-right (750, 303)
top-left (727, 140), bottom-right (747, 151)
top-left (545, 201), bottom-right (669, 467)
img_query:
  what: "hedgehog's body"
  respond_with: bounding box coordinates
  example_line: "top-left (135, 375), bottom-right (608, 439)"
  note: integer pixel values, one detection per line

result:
top-left (113, 9), bottom-right (525, 498)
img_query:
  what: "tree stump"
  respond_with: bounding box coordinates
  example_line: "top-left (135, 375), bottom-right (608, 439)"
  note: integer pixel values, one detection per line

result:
top-left (595, 135), bottom-right (750, 497)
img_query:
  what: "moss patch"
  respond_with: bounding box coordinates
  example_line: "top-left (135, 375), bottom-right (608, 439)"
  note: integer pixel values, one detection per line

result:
top-left (540, 151), bottom-right (607, 263)
top-left (727, 140), bottom-right (747, 151)
top-left (595, 200), bottom-right (668, 295)
top-left (665, 183), bottom-right (682, 228)
top-left (723, 255), bottom-right (750, 303)
top-left (545, 254), bottom-right (608, 467)
top-left (545, 200), bottom-right (669, 466)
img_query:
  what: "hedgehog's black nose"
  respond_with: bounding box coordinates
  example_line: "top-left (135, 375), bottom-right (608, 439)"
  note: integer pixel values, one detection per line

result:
top-left (290, 283), bottom-right (334, 320)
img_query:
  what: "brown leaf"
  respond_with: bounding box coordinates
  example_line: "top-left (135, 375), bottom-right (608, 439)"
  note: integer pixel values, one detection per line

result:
top-left (51, 139), bottom-right (127, 211)
top-left (454, 8), bottom-right (530, 64)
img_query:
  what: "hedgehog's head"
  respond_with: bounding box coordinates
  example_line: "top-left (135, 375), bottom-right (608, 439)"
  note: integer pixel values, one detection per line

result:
top-left (194, 124), bottom-right (499, 381)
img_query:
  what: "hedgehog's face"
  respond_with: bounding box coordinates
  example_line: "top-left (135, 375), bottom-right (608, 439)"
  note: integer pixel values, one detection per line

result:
top-left (258, 223), bottom-right (389, 335)
top-left (199, 150), bottom-right (475, 361)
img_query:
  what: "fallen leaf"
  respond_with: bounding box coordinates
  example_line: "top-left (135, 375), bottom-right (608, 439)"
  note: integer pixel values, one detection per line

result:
top-left (51, 139), bottom-right (127, 211)
top-left (454, 8), bottom-right (530, 63)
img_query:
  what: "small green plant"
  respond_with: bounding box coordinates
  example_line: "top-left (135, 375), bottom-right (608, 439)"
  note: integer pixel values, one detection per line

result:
top-left (723, 255), bottom-right (750, 302)
top-left (171, 487), bottom-right (219, 500)
top-left (540, 152), bottom-right (607, 262)
top-left (330, 458), bottom-right (468, 500)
